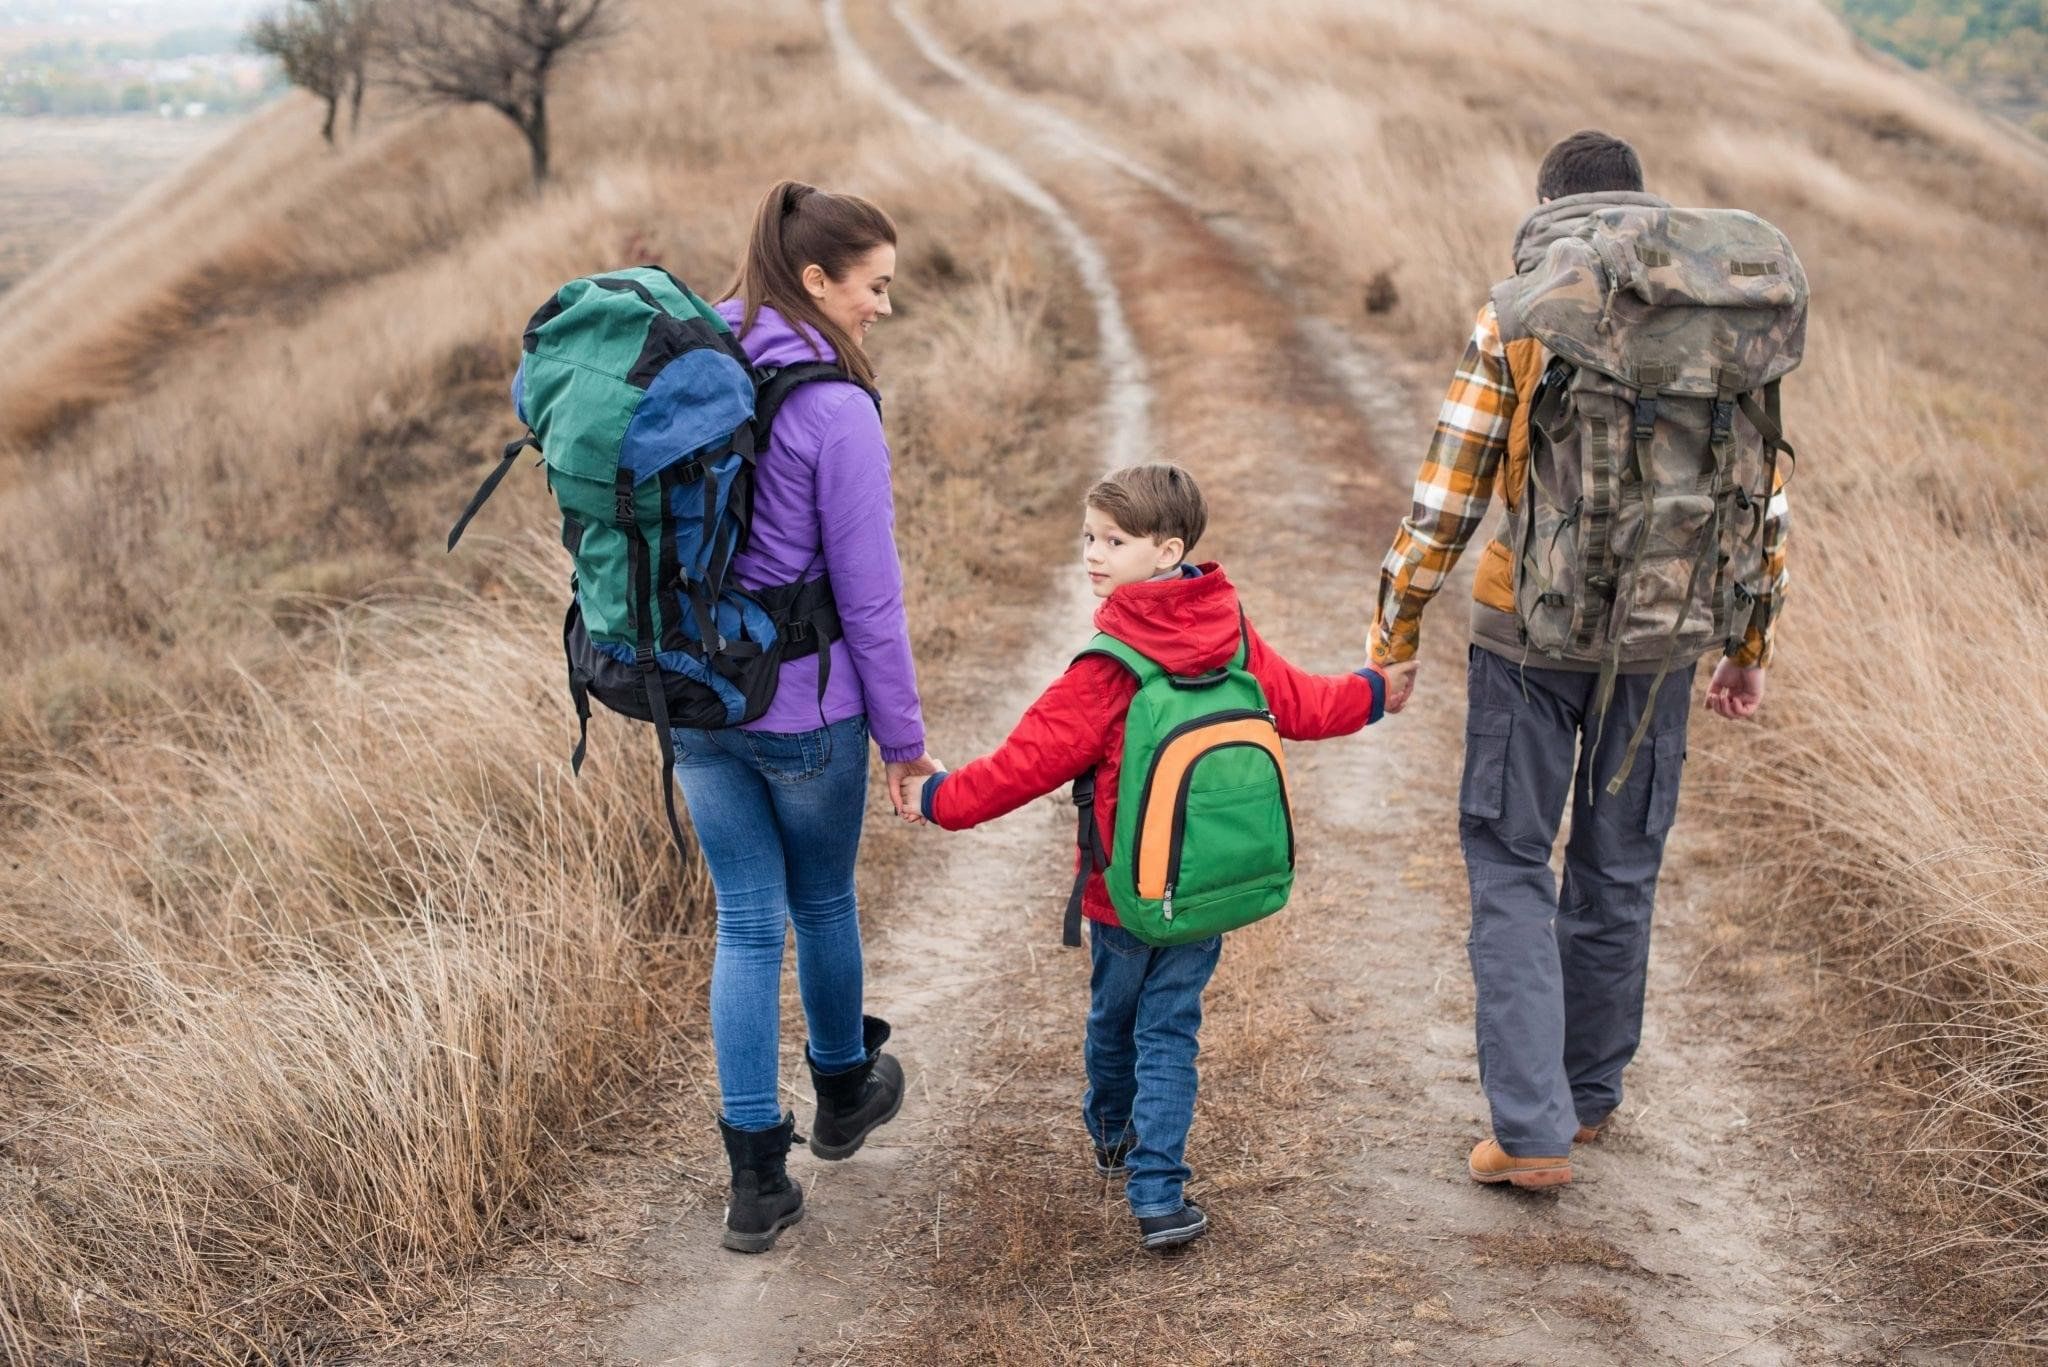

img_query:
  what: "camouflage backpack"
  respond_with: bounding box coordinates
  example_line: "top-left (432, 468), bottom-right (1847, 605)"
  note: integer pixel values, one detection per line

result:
top-left (1490, 204), bottom-right (1807, 792)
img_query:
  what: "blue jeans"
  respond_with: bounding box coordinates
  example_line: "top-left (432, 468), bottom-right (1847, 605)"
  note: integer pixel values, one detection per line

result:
top-left (1081, 921), bottom-right (1222, 1217)
top-left (671, 715), bottom-right (871, 1131)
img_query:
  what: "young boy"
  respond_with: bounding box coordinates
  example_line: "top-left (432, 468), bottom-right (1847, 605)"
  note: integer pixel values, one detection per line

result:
top-left (917, 463), bottom-right (1386, 1249)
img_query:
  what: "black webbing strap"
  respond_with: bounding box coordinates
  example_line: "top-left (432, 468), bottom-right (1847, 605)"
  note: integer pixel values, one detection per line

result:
top-left (1063, 770), bottom-right (1108, 948)
top-left (618, 470), bottom-right (691, 864)
top-left (753, 363), bottom-right (860, 447)
top-left (565, 601), bottom-right (593, 775)
top-left (447, 432), bottom-right (539, 551)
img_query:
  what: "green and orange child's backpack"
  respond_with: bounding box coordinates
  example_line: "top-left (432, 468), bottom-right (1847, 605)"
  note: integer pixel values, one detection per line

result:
top-left (1065, 617), bottom-right (1294, 948)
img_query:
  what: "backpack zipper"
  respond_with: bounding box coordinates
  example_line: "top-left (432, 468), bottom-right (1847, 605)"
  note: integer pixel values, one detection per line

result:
top-left (1159, 735), bottom-right (1294, 920)
top-left (1129, 708), bottom-right (1273, 885)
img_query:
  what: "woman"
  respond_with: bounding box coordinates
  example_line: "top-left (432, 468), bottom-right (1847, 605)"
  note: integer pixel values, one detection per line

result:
top-left (678, 179), bottom-right (939, 1253)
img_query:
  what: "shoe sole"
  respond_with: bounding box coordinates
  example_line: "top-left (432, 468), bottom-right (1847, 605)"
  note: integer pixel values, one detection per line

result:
top-left (722, 1205), bottom-right (804, 1254)
top-left (808, 1084), bottom-right (905, 1161)
top-left (1141, 1214), bottom-right (1209, 1250)
top-left (1469, 1161), bottom-right (1573, 1188)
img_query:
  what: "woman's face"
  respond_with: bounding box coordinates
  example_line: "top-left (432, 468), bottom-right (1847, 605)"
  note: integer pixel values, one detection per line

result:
top-left (804, 243), bottom-right (896, 347)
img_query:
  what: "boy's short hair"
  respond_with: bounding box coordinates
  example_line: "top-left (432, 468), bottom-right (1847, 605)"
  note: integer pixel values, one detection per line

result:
top-left (1086, 463), bottom-right (1207, 556)
top-left (1536, 130), bottom-right (1644, 202)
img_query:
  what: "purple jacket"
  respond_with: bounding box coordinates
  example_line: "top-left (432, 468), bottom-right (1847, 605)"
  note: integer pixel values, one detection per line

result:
top-left (718, 301), bottom-right (926, 762)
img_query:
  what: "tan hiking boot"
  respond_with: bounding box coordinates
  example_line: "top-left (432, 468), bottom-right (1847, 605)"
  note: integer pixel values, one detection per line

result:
top-left (1468, 1138), bottom-right (1572, 1188)
top-left (1574, 1124), bottom-right (1603, 1144)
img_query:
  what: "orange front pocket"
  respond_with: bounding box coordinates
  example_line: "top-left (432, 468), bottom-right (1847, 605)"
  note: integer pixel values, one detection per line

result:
top-left (1134, 718), bottom-right (1288, 900)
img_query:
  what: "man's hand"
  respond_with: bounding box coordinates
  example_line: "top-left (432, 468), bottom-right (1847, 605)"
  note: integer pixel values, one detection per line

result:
top-left (1705, 659), bottom-right (1764, 721)
top-left (886, 753), bottom-right (944, 823)
top-left (1382, 660), bottom-right (1420, 714)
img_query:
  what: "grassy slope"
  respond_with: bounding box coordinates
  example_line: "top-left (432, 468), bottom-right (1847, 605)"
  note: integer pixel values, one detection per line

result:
top-left (0, 2), bottom-right (1088, 1360)
top-left (923, 0), bottom-right (2048, 1330)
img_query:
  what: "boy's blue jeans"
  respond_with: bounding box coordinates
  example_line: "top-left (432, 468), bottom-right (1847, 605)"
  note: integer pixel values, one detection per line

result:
top-left (1082, 920), bottom-right (1223, 1218)
top-left (670, 715), bottom-right (871, 1131)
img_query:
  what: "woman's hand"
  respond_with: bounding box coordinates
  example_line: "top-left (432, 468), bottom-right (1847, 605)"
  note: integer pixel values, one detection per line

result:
top-left (885, 753), bottom-right (944, 824)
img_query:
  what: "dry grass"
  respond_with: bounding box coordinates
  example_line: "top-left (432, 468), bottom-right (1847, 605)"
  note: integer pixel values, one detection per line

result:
top-left (922, 0), bottom-right (2048, 1338)
top-left (846, 910), bottom-right (1428, 1366)
top-left (0, 117), bottom-right (236, 297)
top-left (0, 1), bottom-right (1085, 1359)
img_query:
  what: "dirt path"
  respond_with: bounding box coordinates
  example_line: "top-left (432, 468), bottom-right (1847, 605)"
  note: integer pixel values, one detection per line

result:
top-left (565, 3), bottom-right (1948, 1362)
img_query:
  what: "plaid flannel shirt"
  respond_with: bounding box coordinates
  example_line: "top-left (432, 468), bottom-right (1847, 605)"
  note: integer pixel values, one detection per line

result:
top-left (1369, 303), bottom-right (1789, 670)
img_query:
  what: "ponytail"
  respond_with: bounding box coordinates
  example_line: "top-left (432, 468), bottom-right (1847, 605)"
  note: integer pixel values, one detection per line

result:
top-left (723, 179), bottom-right (897, 389)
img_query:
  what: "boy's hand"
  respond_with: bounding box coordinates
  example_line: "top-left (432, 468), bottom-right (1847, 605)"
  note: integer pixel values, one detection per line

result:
top-left (1705, 659), bottom-right (1764, 720)
top-left (1382, 661), bottom-right (1420, 714)
top-left (886, 753), bottom-right (944, 823)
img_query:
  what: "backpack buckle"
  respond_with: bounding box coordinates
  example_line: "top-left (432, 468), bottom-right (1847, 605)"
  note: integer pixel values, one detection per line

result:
top-left (1710, 399), bottom-right (1736, 440)
top-left (1585, 573), bottom-right (1615, 600)
top-left (614, 488), bottom-right (636, 527)
top-left (1631, 394), bottom-right (1659, 440)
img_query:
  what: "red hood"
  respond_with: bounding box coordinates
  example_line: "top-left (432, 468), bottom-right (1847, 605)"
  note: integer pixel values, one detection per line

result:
top-left (1091, 563), bottom-right (1242, 675)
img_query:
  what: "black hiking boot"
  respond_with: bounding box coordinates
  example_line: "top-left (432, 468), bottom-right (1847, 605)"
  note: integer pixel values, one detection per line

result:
top-left (718, 1112), bottom-right (804, 1253)
top-left (807, 1015), bottom-right (905, 1160)
top-left (1093, 1134), bottom-right (1135, 1177)
top-left (1137, 1202), bottom-right (1209, 1251)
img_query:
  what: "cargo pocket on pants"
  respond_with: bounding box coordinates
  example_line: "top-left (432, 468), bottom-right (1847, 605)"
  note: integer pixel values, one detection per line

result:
top-left (1459, 707), bottom-right (1515, 821)
top-left (1644, 729), bottom-right (1686, 836)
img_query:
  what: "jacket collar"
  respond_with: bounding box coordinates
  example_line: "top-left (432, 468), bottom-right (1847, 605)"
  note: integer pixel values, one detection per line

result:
top-left (1509, 190), bottom-right (1671, 274)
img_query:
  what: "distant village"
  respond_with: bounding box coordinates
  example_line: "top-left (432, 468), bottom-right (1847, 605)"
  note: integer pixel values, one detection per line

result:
top-left (0, 1), bottom-right (277, 118)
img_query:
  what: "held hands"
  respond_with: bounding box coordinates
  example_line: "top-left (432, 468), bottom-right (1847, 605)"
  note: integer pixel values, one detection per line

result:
top-left (885, 752), bottom-right (944, 824)
top-left (1705, 658), bottom-right (1765, 721)
top-left (1381, 660), bottom-right (1420, 715)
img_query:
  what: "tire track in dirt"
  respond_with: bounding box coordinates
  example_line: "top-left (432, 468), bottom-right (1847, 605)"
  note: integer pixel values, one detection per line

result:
top-left (817, 6), bottom-right (1934, 1364)
top-left (596, 6), bottom-right (1154, 1364)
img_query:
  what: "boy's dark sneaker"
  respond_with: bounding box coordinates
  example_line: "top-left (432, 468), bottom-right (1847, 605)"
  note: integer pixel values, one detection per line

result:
top-left (1093, 1135), bottom-right (1135, 1177)
top-left (807, 1015), bottom-right (905, 1160)
top-left (718, 1112), bottom-right (804, 1253)
top-left (1137, 1202), bottom-right (1208, 1251)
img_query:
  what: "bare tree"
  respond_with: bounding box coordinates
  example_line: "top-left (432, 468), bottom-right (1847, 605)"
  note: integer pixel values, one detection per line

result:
top-left (343, 0), bottom-right (379, 135)
top-left (250, 1), bottom-right (348, 145)
top-left (378, 0), bottom-right (616, 189)
top-left (250, 0), bottom-right (380, 146)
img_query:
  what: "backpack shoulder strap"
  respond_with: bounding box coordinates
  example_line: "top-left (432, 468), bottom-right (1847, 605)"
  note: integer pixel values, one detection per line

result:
top-left (1059, 631), bottom-right (1161, 949)
top-left (1073, 630), bottom-right (1160, 683)
top-left (753, 363), bottom-right (876, 447)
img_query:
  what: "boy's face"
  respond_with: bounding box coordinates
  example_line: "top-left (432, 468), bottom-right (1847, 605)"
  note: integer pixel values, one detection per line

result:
top-left (1082, 507), bottom-right (1184, 599)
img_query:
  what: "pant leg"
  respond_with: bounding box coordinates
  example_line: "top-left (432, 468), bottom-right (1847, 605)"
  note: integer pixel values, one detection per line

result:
top-left (1460, 645), bottom-right (1586, 1157)
top-left (1123, 931), bottom-right (1223, 1218)
top-left (1082, 921), bottom-right (1146, 1152)
top-left (671, 727), bottom-right (790, 1132)
top-left (758, 715), bottom-right (872, 1074)
top-left (1558, 664), bottom-right (1695, 1125)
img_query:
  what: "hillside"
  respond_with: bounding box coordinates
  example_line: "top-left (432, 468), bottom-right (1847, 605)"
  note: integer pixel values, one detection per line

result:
top-left (1, 0), bottom-right (2044, 1361)
top-left (1837, 0), bottom-right (2048, 132)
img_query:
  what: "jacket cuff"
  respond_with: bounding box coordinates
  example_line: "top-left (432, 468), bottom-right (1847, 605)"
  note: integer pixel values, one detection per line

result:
top-left (880, 739), bottom-right (926, 764)
top-left (1354, 667), bottom-right (1387, 724)
top-left (919, 771), bottom-right (948, 823)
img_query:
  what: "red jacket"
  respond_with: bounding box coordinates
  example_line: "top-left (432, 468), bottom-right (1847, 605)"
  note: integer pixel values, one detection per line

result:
top-left (921, 564), bottom-right (1386, 928)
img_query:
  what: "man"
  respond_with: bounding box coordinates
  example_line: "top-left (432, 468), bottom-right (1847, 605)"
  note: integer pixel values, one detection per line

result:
top-left (1371, 130), bottom-right (1799, 1187)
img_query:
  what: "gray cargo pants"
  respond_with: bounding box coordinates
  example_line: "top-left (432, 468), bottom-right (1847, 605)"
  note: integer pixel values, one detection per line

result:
top-left (1459, 644), bottom-right (1694, 1157)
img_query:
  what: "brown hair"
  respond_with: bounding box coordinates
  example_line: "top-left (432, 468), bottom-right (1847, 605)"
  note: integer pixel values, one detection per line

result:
top-left (1536, 130), bottom-right (1644, 202)
top-left (1085, 463), bottom-right (1207, 556)
top-left (723, 179), bottom-right (897, 388)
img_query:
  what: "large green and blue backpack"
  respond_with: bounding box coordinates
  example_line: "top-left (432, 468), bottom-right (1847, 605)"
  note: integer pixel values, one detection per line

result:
top-left (1063, 620), bottom-right (1296, 948)
top-left (447, 266), bottom-right (865, 858)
